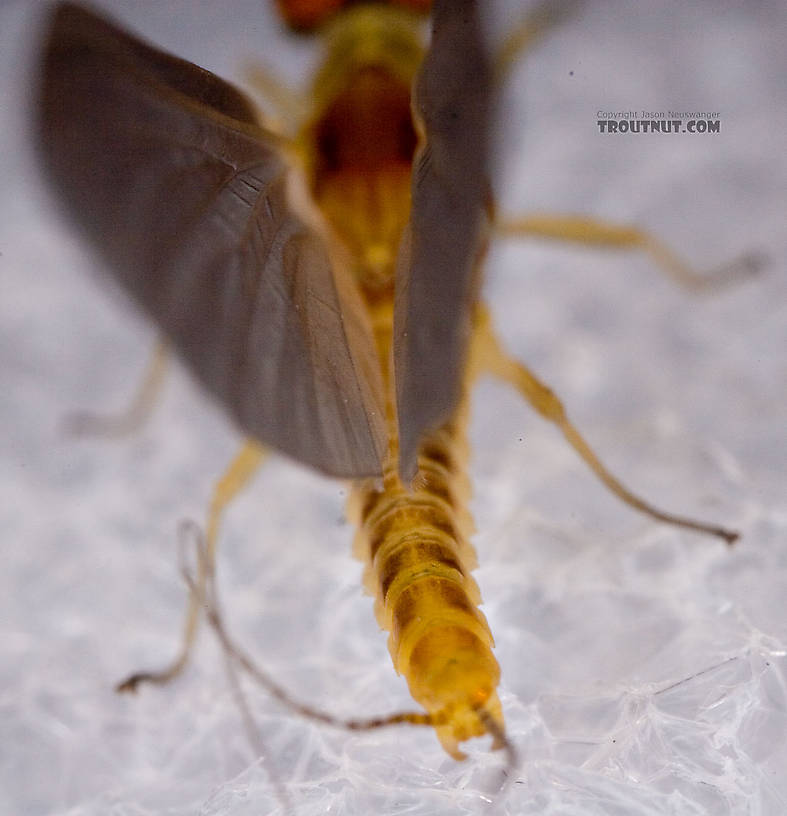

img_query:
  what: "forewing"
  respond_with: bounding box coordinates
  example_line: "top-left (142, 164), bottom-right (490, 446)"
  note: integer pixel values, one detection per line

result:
top-left (393, 0), bottom-right (491, 480)
top-left (37, 2), bottom-right (386, 477)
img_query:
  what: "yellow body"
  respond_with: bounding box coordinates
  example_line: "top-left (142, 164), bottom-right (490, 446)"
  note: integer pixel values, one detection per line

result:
top-left (298, 7), bottom-right (504, 757)
top-left (100, 0), bottom-right (745, 773)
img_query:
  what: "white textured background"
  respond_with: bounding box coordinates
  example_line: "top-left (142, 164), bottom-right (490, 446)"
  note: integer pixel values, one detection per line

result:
top-left (2, 1), bottom-right (786, 814)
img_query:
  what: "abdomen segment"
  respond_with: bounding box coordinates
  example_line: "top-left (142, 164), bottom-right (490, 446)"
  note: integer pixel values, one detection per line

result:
top-left (349, 398), bottom-right (504, 758)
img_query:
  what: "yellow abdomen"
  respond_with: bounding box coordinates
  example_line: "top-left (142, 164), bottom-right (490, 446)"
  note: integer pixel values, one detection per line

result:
top-left (348, 332), bottom-right (504, 758)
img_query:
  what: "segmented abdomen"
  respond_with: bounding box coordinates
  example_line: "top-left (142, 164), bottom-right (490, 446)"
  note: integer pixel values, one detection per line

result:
top-left (348, 366), bottom-right (503, 758)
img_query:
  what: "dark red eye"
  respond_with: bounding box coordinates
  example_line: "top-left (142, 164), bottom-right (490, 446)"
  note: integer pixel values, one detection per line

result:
top-left (275, 0), bottom-right (430, 31)
top-left (275, 0), bottom-right (344, 31)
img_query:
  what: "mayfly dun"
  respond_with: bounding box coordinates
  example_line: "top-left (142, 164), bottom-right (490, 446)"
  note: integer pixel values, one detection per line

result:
top-left (36, 0), bottom-right (751, 788)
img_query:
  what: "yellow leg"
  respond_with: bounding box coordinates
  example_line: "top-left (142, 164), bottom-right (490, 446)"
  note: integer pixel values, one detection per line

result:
top-left (472, 306), bottom-right (738, 544)
top-left (65, 340), bottom-right (168, 437)
top-left (496, 214), bottom-right (761, 291)
top-left (117, 439), bottom-right (268, 692)
top-left (243, 62), bottom-right (309, 136)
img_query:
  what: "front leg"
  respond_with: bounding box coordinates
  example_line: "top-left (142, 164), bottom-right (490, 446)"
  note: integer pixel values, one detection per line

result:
top-left (496, 213), bottom-right (761, 291)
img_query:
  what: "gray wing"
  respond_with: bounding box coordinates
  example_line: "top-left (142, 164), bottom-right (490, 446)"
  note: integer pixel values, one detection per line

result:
top-left (393, 0), bottom-right (491, 481)
top-left (37, 2), bottom-right (386, 478)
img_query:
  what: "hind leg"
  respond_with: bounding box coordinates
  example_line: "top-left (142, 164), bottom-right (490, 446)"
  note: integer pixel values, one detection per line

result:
top-left (117, 439), bottom-right (269, 691)
top-left (471, 306), bottom-right (737, 544)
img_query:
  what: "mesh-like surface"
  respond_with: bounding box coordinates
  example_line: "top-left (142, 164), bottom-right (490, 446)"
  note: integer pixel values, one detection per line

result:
top-left (2, 1), bottom-right (786, 814)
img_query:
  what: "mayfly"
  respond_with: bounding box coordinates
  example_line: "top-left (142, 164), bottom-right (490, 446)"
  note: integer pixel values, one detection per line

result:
top-left (37, 0), bottom-right (746, 767)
